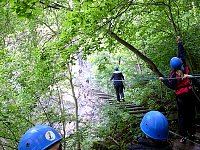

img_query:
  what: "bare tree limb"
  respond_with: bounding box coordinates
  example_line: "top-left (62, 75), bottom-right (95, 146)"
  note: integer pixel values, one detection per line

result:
top-left (108, 31), bottom-right (164, 77)
top-left (39, 1), bottom-right (67, 9)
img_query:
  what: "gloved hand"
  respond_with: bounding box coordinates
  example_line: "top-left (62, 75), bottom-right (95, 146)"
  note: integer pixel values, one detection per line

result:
top-left (183, 74), bottom-right (193, 79)
top-left (159, 77), bottom-right (164, 80)
top-left (176, 36), bottom-right (182, 43)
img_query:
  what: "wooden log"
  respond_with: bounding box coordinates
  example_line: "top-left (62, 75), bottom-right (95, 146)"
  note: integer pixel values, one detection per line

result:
top-left (129, 109), bottom-right (149, 114)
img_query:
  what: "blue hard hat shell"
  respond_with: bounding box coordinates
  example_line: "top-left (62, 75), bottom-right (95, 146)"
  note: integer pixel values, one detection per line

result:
top-left (170, 57), bottom-right (183, 70)
top-left (18, 125), bottom-right (62, 150)
top-left (114, 66), bottom-right (119, 71)
top-left (140, 111), bottom-right (168, 140)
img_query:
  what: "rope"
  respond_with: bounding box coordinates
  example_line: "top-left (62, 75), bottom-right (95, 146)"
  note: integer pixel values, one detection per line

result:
top-left (104, 75), bottom-right (200, 82)
top-left (137, 75), bottom-right (200, 81)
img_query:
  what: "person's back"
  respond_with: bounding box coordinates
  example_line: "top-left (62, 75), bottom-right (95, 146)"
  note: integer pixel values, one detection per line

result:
top-left (110, 66), bottom-right (125, 101)
top-left (127, 137), bottom-right (172, 150)
top-left (110, 67), bottom-right (124, 85)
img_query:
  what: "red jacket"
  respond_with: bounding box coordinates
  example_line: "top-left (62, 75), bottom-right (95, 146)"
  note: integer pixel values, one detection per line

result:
top-left (175, 66), bottom-right (192, 95)
top-left (163, 66), bottom-right (192, 95)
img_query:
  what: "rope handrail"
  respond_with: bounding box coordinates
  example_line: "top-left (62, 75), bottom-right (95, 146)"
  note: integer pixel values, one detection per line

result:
top-left (91, 75), bottom-right (200, 82)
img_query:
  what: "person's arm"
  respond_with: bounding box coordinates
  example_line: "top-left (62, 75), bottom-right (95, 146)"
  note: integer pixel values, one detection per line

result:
top-left (160, 71), bottom-right (178, 90)
top-left (176, 36), bottom-right (186, 66)
top-left (121, 73), bottom-right (125, 80)
top-left (110, 74), bottom-right (114, 81)
top-left (177, 42), bottom-right (186, 59)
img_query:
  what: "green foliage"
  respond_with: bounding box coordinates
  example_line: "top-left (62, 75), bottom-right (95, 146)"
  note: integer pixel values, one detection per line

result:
top-left (0, 2), bottom-right (73, 149)
top-left (91, 105), bottom-right (141, 149)
top-left (0, 0), bottom-right (200, 149)
top-left (10, 0), bottom-right (41, 18)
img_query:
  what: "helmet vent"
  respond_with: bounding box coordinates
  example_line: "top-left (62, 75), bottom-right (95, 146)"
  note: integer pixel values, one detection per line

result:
top-left (26, 142), bottom-right (30, 147)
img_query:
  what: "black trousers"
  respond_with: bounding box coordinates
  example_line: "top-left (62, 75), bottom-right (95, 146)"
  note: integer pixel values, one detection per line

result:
top-left (114, 84), bottom-right (124, 101)
top-left (176, 89), bottom-right (196, 136)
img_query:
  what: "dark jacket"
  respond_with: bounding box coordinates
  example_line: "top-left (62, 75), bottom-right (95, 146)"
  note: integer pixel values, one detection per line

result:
top-left (110, 71), bottom-right (124, 85)
top-left (192, 78), bottom-right (200, 90)
top-left (177, 42), bottom-right (186, 60)
top-left (177, 42), bottom-right (200, 90)
top-left (162, 42), bottom-right (192, 94)
top-left (127, 137), bottom-right (172, 150)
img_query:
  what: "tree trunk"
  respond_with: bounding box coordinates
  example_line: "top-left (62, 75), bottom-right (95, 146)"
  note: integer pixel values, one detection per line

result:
top-left (108, 31), bottom-right (164, 77)
top-left (66, 63), bottom-right (81, 150)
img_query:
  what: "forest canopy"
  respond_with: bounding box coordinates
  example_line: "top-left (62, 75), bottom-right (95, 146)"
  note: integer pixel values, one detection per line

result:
top-left (0, 0), bottom-right (200, 149)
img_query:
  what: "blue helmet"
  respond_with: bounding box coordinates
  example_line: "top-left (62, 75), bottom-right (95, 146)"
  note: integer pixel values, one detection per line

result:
top-left (114, 66), bottom-right (119, 71)
top-left (140, 111), bottom-right (168, 140)
top-left (18, 125), bottom-right (62, 150)
top-left (170, 57), bottom-right (183, 70)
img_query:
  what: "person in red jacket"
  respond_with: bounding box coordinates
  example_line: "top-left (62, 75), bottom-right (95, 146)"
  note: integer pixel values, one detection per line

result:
top-left (159, 37), bottom-right (196, 143)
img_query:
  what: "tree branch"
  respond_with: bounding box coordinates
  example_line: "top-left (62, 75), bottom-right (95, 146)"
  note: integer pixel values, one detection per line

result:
top-left (40, 21), bottom-right (57, 35)
top-left (108, 31), bottom-right (164, 77)
top-left (39, 1), bottom-right (67, 9)
top-left (166, 0), bottom-right (178, 34)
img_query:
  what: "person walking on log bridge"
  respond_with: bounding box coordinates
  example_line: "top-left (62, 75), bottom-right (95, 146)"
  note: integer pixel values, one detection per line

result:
top-left (159, 36), bottom-right (197, 143)
top-left (127, 111), bottom-right (172, 150)
top-left (110, 66), bottom-right (125, 102)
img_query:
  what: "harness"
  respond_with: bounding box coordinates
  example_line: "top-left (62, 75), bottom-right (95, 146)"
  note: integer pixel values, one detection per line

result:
top-left (175, 66), bottom-right (192, 95)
